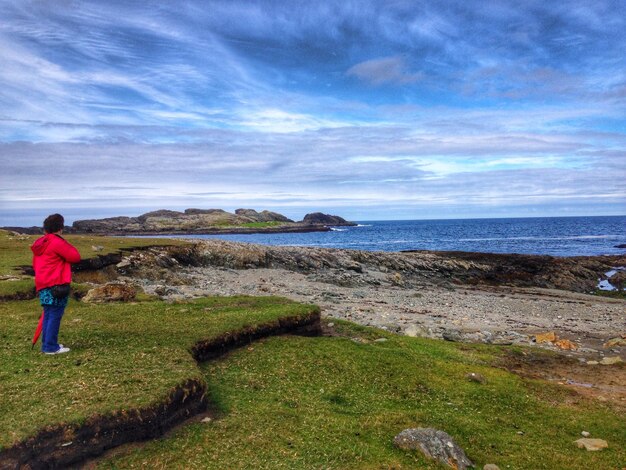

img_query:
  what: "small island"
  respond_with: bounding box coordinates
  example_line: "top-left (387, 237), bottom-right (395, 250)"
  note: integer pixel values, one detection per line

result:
top-left (65, 208), bottom-right (356, 235)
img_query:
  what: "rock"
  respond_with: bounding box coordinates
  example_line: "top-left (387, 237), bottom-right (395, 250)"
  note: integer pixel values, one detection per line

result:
top-left (466, 372), bottom-right (487, 384)
top-left (554, 339), bottom-right (577, 350)
top-left (581, 431), bottom-right (590, 437)
top-left (234, 208), bottom-right (293, 223)
top-left (614, 244), bottom-right (626, 248)
top-left (116, 259), bottom-right (131, 268)
top-left (603, 337), bottom-right (626, 348)
top-left (201, 417), bottom-right (212, 423)
top-left (534, 331), bottom-right (557, 343)
top-left (599, 356), bottom-right (623, 365)
top-left (484, 465), bottom-right (501, 470)
top-left (91, 245), bottom-right (104, 252)
top-left (374, 338), bottom-right (388, 343)
top-left (82, 283), bottom-right (137, 303)
top-left (609, 271), bottom-right (626, 291)
top-left (586, 360), bottom-right (599, 365)
top-left (301, 212), bottom-right (355, 226)
top-left (574, 438), bottom-right (608, 451)
top-left (405, 324), bottom-right (426, 338)
top-left (393, 428), bottom-right (473, 469)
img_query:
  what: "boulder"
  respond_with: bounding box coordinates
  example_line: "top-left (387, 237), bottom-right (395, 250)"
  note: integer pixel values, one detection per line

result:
top-left (603, 337), bottom-right (626, 348)
top-left (393, 428), bottom-right (473, 469)
top-left (534, 331), bottom-right (557, 343)
top-left (609, 271), bottom-right (626, 291)
top-left (82, 283), bottom-right (137, 303)
top-left (599, 356), bottom-right (623, 365)
top-left (614, 244), bottom-right (626, 249)
top-left (574, 438), bottom-right (608, 451)
top-left (554, 339), bottom-right (577, 350)
top-left (466, 372), bottom-right (487, 384)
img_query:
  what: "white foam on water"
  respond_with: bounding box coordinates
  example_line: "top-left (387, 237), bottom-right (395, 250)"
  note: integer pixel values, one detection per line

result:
top-left (596, 266), bottom-right (625, 291)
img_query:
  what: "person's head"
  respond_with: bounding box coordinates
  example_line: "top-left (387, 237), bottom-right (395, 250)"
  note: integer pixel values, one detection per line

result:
top-left (43, 213), bottom-right (64, 234)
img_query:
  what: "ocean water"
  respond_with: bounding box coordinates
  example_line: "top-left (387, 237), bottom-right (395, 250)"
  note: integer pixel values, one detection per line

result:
top-left (167, 216), bottom-right (626, 257)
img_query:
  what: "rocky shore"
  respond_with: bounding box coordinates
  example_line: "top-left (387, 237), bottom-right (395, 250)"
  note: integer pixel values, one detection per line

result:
top-left (75, 239), bottom-right (625, 363)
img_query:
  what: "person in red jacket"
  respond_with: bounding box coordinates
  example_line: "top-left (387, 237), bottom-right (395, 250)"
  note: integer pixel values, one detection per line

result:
top-left (31, 214), bottom-right (81, 354)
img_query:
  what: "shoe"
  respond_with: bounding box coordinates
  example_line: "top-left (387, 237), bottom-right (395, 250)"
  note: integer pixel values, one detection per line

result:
top-left (44, 347), bottom-right (70, 355)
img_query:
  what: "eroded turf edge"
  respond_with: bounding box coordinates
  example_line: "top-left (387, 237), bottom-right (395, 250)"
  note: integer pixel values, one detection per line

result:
top-left (0, 309), bottom-right (321, 470)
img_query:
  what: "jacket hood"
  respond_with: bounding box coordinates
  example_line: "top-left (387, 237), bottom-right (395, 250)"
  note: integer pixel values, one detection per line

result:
top-left (31, 234), bottom-right (52, 256)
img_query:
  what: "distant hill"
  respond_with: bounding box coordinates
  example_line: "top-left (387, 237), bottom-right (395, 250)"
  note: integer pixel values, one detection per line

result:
top-left (63, 208), bottom-right (356, 235)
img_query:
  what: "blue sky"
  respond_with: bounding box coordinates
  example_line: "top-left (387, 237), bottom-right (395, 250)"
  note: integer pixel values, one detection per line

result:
top-left (1, 0), bottom-right (625, 225)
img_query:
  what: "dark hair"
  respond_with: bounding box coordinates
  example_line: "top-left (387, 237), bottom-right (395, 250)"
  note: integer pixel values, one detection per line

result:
top-left (43, 213), bottom-right (65, 233)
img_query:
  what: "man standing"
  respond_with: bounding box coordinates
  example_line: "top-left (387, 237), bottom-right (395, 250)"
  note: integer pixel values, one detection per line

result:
top-left (31, 214), bottom-right (81, 354)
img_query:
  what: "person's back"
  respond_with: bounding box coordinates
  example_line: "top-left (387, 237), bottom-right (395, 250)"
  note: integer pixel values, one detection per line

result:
top-left (31, 214), bottom-right (81, 354)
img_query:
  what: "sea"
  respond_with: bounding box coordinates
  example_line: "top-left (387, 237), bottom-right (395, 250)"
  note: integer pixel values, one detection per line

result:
top-left (164, 215), bottom-right (626, 257)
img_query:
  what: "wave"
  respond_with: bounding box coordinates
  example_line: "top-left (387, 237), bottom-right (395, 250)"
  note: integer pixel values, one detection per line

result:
top-left (330, 227), bottom-right (348, 232)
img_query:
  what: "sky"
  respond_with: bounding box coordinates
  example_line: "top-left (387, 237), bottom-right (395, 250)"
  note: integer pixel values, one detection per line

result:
top-left (1, 0), bottom-right (625, 225)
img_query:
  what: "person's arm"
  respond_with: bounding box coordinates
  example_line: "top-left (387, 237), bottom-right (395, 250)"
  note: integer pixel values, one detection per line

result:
top-left (55, 238), bottom-right (81, 263)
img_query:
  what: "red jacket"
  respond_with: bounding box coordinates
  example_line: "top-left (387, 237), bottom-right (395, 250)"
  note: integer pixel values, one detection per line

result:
top-left (31, 234), bottom-right (81, 291)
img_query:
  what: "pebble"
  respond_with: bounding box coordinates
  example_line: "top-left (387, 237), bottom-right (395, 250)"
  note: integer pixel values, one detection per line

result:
top-left (581, 431), bottom-right (590, 437)
top-left (201, 417), bottom-right (212, 423)
top-left (483, 465), bottom-right (501, 470)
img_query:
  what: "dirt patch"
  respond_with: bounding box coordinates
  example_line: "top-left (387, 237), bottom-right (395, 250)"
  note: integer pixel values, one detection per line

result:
top-left (498, 350), bottom-right (626, 411)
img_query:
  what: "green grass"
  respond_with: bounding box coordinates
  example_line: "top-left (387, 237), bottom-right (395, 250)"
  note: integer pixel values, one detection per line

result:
top-left (241, 221), bottom-right (285, 228)
top-left (0, 230), bottom-right (187, 298)
top-left (0, 279), bottom-right (34, 299)
top-left (0, 296), bottom-right (317, 450)
top-left (97, 321), bottom-right (625, 470)
top-left (593, 289), bottom-right (626, 299)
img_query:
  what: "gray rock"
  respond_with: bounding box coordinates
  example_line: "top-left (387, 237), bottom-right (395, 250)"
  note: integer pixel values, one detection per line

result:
top-left (393, 428), bottom-right (473, 469)
top-left (405, 324), bottom-right (427, 338)
top-left (466, 372), bottom-right (487, 384)
top-left (483, 465), bottom-right (501, 470)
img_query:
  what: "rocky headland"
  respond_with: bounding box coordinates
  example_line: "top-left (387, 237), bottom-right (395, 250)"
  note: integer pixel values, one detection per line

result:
top-left (71, 208), bottom-right (355, 235)
top-left (3, 208), bottom-right (356, 235)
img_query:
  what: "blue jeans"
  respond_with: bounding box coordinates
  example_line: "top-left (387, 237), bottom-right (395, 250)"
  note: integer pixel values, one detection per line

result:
top-left (41, 304), bottom-right (66, 353)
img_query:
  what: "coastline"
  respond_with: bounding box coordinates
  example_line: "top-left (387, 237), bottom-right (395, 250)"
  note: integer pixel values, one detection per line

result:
top-left (71, 238), bottom-right (625, 360)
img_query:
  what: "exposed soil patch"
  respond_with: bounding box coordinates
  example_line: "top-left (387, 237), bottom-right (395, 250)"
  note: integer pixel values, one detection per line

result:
top-left (499, 350), bottom-right (626, 411)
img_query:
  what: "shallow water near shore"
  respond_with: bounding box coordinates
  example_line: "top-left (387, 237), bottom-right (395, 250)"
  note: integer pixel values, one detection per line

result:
top-left (159, 215), bottom-right (625, 257)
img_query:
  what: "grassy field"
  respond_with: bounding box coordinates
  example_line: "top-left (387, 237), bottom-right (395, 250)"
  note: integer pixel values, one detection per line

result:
top-left (0, 296), bottom-right (317, 450)
top-left (1, 300), bottom-right (624, 469)
top-left (94, 321), bottom-right (624, 470)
